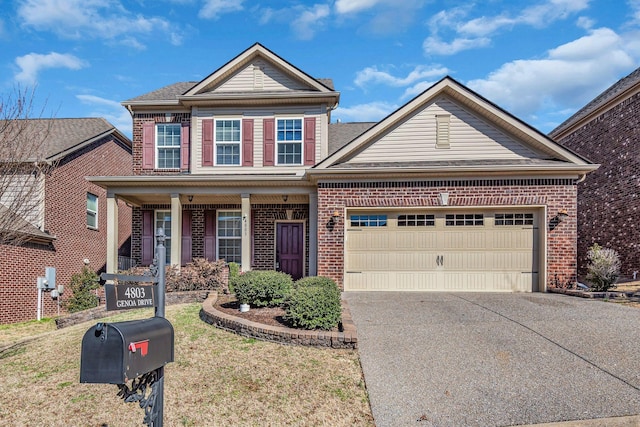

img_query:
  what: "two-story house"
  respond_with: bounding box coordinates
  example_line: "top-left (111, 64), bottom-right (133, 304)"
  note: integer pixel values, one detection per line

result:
top-left (91, 43), bottom-right (596, 292)
top-left (0, 118), bottom-right (132, 323)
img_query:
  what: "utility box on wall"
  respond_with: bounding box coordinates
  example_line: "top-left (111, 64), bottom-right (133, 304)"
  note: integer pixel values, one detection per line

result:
top-left (80, 317), bottom-right (174, 384)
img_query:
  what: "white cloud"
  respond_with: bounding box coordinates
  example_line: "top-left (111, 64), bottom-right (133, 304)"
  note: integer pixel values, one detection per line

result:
top-left (423, 36), bottom-right (491, 55)
top-left (466, 27), bottom-right (635, 119)
top-left (401, 80), bottom-right (440, 100)
top-left (17, 0), bottom-right (182, 48)
top-left (15, 52), bottom-right (87, 84)
top-left (199, 0), bottom-right (245, 19)
top-left (355, 65), bottom-right (448, 88)
top-left (77, 94), bottom-right (132, 137)
top-left (425, 0), bottom-right (591, 55)
top-left (334, 101), bottom-right (398, 122)
top-left (335, 0), bottom-right (384, 14)
top-left (291, 4), bottom-right (331, 40)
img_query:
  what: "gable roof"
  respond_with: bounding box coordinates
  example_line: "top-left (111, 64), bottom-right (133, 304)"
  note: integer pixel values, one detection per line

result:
top-left (328, 122), bottom-right (377, 155)
top-left (124, 43), bottom-right (339, 109)
top-left (550, 66), bottom-right (640, 139)
top-left (1, 118), bottom-right (131, 162)
top-left (313, 76), bottom-right (595, 177)
top-left (0, 205), bottom-right (55, 243)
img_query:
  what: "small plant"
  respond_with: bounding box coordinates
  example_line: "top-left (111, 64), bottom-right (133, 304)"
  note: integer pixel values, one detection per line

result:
top-left (227, 262), bottom-right (240, 293)
top-left (232, 270), bottom-right (292, 307)
top-left (285, 277), bottom-right (341, 330)
top-left (62, 266), bottom-right (100, 313)
top-left (586, 243), bottom-right (621, 292)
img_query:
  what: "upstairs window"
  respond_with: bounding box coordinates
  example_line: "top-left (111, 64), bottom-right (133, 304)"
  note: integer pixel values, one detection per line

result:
top-left (276, 118), bottom-right (302, 165)
top-left (215, 119), bottom-right (241, 165)
top-left (156, 124), bottom-right (181, 169)
top-left (86, 193), bottom-right (98, 229)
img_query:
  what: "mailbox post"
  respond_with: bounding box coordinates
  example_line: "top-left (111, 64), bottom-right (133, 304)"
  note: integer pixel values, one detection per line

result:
top-left (80, 228), bottom-right (172, 427)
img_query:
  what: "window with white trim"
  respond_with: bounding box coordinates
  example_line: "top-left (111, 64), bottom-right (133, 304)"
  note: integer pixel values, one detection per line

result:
top-left (398, 214), bottom-right (435, 227)
top-left (155, 211), bottom-right (172, 264)
top-left (495, 213), bottom-right (534, 226)
top-left (215, 119), bottom-right (241, 165)
top-left (86, 193), bottom-right (98, 229)
top-left (217, 211), bottom-right (242, 263)
top-left (445, 214), bottom-right (484, 226)
top-left (156, 124), bottom-right (181, 169)
top-left (276, 118), bottom-right (302, 165)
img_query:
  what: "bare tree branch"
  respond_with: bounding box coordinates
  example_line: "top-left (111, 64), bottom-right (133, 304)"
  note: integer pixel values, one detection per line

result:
top-left (0, 86), bottom-right (56, 246)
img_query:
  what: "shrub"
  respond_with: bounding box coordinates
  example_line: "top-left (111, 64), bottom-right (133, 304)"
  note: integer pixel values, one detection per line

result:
top-left (586, 243), bottom-right (621, 292)
top-left (62, 266), bottom-right (100, 313)
top-left (232, 270), bottom-right (292, 307)
top-left (227, 262), bottom-right (240, 293)
top-left (285, 277), bottom-right (341, 330)
top-left (166, 258), bottom-right (227, 292)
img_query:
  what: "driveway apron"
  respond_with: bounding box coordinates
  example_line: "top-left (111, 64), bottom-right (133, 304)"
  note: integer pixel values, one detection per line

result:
top-left (344, 292), bottom-right (640, 427)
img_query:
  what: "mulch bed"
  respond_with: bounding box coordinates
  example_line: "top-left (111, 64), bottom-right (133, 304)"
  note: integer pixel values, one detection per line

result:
top-left (214, 294), bottom-right (291, 328)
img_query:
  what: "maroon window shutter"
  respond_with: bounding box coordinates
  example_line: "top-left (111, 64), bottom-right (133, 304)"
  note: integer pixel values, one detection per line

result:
top-left (180, 122), bottom-right (190, 171)
top-left (304, 117), bottom-right (316, 165)
top-left (202, 119), bottom-right (214, 167)
top-left (242, 119), bottom-right (254, 166)
top-left (181, 210), bottom-right (192, 266)
top-left (141, 210), bottom-right (154, 265)
top-left (204, 210), bottom-right (216, 261)
top-left (142, 122), bottom-right (155, 170)
top-left (263, 118), bottom-right (275, 166)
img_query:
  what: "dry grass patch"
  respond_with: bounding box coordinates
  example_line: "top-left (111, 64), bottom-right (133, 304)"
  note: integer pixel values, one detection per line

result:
top-left (0, 304), bottom-right (373, 426)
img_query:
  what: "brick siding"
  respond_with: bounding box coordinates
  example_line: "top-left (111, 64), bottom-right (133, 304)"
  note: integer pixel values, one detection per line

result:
top-left (555, 92), bottom-right (640, 278)
top-left (132, 113), bottom-right (191, 175)
top-left (317, 180), bottom-right (578, 290)
top-left (0, 136), bottom-right (132, 324)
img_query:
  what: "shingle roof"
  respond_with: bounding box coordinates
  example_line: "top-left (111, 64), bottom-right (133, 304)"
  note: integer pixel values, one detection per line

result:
top-left (2, 118), bottom-right (127, 161)
top-left (124, 82), bottom-right (197, 102)
top-left (550, 66), bottom-right (640, 137)
top-left (0, 204), bottom-right (54, 242)
top-left (328, 122), bottom-right (377, 155)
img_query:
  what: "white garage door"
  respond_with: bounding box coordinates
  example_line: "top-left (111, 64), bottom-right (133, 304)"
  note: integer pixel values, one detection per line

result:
top-left (344, 210), bottom-right (539, 292)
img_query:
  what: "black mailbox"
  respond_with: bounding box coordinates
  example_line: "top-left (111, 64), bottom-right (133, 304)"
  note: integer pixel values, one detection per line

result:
top-left (80, 317), bottom-right (174, 384)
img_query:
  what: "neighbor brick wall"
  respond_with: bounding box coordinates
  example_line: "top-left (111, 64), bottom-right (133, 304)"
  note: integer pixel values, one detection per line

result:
top-left (317, 179), bottom-right (578, 290)
top-left (132, 113), bottom-right (191, 176)
top-left (555, 92), bottom-right (640, 278)
top-left (0, 136), bottom-right (132, 324)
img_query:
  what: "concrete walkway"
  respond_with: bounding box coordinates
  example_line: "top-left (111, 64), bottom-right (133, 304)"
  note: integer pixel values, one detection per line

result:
top-left (344, 292), bottom-right (640, 427)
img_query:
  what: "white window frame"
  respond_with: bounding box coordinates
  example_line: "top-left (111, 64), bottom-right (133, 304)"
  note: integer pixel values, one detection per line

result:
top-left (275, 117), bottom-right (303, 165)
top-left (155, 123), bottom-right (181, 169)
top-left (86, 192), bottom-right (98, 229)
top-left (217, 210), bottom-right (242, 264)
top-left (214, 118), bottom-right (242, 166)
top-left (155, 210), bottom-right (172, 264)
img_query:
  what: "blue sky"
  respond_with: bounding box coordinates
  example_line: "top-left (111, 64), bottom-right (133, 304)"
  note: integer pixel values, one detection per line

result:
top-left (2, 0), bottom-right (640, 138)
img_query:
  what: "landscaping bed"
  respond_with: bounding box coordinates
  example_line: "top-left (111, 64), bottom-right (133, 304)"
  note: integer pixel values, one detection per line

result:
top-left (550, 280), bottom-right (640, 307)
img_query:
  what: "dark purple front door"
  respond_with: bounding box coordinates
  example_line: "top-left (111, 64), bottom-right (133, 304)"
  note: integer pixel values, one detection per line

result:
top-left (276, 222), bottom-right (304, 280)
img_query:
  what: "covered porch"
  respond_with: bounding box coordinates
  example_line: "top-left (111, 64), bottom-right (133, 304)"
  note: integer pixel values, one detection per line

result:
top-left (90, 176), bottom-right (318, 280)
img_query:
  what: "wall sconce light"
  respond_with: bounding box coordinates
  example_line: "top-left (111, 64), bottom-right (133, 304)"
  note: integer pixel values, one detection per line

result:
top-left (188, 195), bottom-right (194, 202)
top-left (282, 195), bottom-right (288, 203)
top-left (556, 209), bottom-right (569, 223)
top-left (328, 210), bottom-right (341, 227)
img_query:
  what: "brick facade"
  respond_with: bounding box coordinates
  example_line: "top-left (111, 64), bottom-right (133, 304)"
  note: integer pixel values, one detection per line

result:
top-left (0, 136), bottom-right (132, 324)
top-left (131, 204), bottom-right (310, 275)
top-left (554, 92), bottom-right (640, 278)
top-left (132, 113), bottom-right (191, 176)
top-left (317, 179), bottom-right (578, 290)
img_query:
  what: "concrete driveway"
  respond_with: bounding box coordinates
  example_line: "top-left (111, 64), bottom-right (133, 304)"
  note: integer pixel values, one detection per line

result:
top-left (344, 292), bottom-right (640, 427)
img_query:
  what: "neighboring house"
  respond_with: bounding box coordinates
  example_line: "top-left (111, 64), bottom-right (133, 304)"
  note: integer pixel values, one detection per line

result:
top-left (0, 118), bottom-right (132, 324)
top-left (550, 67), bottom-right (640, 279)
top-left (91, 43), bottom-right (596, 293)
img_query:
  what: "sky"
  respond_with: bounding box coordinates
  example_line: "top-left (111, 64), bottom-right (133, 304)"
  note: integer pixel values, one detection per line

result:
top-left (1, 0), bottom-right (640, 139)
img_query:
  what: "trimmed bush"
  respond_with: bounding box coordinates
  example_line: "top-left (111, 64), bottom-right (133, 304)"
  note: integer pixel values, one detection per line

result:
top-left (232, 270), bottom-right (292, 307)
top-left (63, 266), bottom-right (100, 313)
top-left (227, 262), bottom-right (240, 293)
top-left (586, 243), bottom-right (621, 292)
top-left (285, 277), bottom-right (341, 330)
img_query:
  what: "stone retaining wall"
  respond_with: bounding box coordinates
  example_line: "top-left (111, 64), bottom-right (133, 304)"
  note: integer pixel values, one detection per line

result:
top-left (199, 293), bottom-right (358, 349)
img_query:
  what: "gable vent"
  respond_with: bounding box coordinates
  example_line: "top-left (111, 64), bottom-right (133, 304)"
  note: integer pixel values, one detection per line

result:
top-left (253, 65), bottom-right (264, 90)
top-left (436, 114), bottom-right (451, 149)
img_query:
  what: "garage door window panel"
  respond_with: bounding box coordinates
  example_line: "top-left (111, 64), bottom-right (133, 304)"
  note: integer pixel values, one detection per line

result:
top-left (446, 214), bottom-right (484, 226)
top-left (398, 214), bottom-right (435, 227)
top-left (350, 215), bottom-right (387, 227)
top-left (495, 213), bottom-right (534, 226)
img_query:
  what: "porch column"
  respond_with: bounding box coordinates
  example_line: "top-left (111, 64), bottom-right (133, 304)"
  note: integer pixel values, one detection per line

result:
top-left (106, 192), bottom-right (118, 274)
top-left (170, 193), bottom-right (182, 269)
top-left (308, 192), bottom-right (318, 276)
top-left (241, 193), bottom-right (251, 272)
